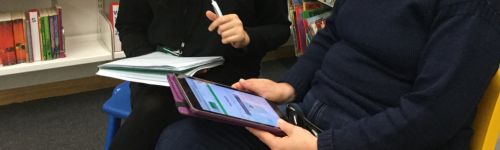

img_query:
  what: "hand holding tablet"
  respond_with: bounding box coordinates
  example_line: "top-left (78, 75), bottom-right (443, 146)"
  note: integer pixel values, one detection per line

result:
top-left (167, 74), bottom-right (286, 136)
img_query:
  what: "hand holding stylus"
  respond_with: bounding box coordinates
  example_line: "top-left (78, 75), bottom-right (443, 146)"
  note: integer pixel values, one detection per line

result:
top-left (206, 11), bottom-right (251, 49)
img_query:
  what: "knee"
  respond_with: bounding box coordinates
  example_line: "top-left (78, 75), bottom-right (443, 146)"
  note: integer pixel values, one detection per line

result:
top-left (132, 95), bottom-right (174, 118)
top-left (130, 84), bottom-right (175, 117)
top-left (155, 119), bottom-right (208, 150)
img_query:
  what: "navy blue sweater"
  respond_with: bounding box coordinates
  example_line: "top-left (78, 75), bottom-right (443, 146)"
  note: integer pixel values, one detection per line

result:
top-left (282, 0), bottom-right (500, 149)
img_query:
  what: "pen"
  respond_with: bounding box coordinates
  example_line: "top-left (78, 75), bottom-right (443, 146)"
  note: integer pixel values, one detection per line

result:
top-left (211, 0), bottom-right (223, 16)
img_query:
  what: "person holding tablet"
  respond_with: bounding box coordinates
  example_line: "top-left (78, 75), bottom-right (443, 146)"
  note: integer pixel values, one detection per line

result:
top-left (155, 0), bottom-right (500, 149)
top-left (108, 0), bottom-right (290, 149)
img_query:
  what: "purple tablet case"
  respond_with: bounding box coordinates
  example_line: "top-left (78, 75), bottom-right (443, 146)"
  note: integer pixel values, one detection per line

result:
top-left (166, 74), bottom-right (286, 137)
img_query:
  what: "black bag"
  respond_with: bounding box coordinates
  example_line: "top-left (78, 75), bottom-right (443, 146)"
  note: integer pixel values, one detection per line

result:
top-left (285, 103), bottom-right (323, 137)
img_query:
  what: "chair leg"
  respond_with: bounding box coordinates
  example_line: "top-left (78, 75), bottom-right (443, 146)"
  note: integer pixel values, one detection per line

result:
top-left (104, 115), bottom-right (121, 150)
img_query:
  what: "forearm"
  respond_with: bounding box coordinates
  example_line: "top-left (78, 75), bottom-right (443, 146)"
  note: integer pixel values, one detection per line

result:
top-left (242, 0), bottom-right (290, 55)
top-left (119, 27), bottom-right (155, 57)
top-left (245, 24), bottom-right (290, 55)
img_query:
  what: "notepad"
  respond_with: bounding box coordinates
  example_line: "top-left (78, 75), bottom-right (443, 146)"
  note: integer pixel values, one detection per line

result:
top-left (96, 51), bottom-right (224, 86)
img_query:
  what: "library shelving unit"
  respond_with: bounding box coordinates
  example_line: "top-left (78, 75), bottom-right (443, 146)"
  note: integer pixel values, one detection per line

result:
top-left (0, 0), bottom-right (116, 90)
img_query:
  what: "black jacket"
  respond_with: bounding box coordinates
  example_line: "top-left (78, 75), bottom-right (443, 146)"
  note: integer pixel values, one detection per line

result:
top-left (116, 0), bottom-right (290, 85)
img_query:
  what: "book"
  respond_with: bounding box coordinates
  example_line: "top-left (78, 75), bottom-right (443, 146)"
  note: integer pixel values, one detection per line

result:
top-left (97, 51), bottom-right (225, 86)
top-left (109, 2), bottom-right (121, 52)
top-left (294, 5), bottom-right (306, 54)
top-left (24, 13), bottom-right (33, 63)
top-left (40, 9), bottom-right (52, 60)
top-left (27, 9), bottom-right (43, 62)
top-left (55, 6), bottom-right (65, 58)
top-left (12, 12), bottom-right (28, 63)
top-left (99, 0), bottom-right (121, 16)
top-left (0, 12), bottom-right (17, 66)
top-left (49, 9), bottom-right (57, 59)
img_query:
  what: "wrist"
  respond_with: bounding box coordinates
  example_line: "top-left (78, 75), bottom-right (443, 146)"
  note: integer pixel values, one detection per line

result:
top-left (278, 83), bottom-right (295, 103)
top-left (241, 31), bottom-right (250, 47)
top-left (310, 138), bottom-right (318, 150)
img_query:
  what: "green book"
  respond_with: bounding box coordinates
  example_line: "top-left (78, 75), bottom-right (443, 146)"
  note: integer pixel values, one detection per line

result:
top-left (40, 9), bottom-right (52, 60)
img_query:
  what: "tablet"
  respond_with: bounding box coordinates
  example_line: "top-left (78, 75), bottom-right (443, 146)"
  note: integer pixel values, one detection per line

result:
top-left (167, 74), bottom-right (285, 136)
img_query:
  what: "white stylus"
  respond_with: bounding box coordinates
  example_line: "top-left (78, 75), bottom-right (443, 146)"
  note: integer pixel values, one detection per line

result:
top-left (211, 0), bottom-right (224, 16)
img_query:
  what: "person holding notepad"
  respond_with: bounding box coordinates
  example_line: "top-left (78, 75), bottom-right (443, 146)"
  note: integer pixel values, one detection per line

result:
top-left (108, 0), bottom-right (290, 149)
top-left (155, 0), bottom-right (500, 149)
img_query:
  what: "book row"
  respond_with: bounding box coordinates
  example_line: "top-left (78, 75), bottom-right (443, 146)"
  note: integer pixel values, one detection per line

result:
top-left (0, 7), bottom-right (65, 67)
top-left (289, 0), bottom-right (332, 55)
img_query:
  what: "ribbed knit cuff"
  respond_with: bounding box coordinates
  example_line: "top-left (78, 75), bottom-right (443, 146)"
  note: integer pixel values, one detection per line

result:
top-left (279, 72), bottom-right (310, 102)
top-left (317, 129), bottom-right (335, 150)
top-left (243, 27), bottom-right (266, 56)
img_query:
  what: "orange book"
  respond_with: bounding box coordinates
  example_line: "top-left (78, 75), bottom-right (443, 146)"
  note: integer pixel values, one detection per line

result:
top-left (12, 12), bottom-right (28, 63)
top-left (0, 12), bottom-right (17, 66)
top-left (0, 48), bottom-right (3, 66)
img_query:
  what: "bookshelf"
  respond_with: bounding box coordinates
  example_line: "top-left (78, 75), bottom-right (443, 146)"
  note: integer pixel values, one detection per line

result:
top-left (0, 34), bottom-right (110, 76)
top-left (288, 0), bottom-right (332, 56)
top-left (0, 0), bottom-right (115, 90)
top-left (0, 0), bottom-right (294, 93)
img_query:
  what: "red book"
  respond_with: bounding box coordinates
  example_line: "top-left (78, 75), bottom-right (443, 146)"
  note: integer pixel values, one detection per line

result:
top-left (12, 12), bottom-right (28, 63)
top-left (109, 2), bottom-right (121, 52)
top-left (294, 5), bottom-right (306, 54)
top-left (0, 12), bottom-right (17, 66)
top-left (55, 6), bottom-right (65, 58)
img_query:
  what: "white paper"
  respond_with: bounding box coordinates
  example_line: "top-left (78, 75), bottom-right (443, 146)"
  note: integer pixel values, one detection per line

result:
top-left (96, 52), bottom-right (224, 86)
top-left (99, 52), bottom-right (224, 71)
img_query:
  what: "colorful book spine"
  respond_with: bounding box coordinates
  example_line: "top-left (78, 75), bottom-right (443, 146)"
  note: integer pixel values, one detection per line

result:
top-left (28, 10), bottom-right (42, 62)
top-left (40, 9), bottom-right (52, 60)
top-left (56, 6), bottom-right (65, 58)
top-left (294, 5), bottom-right (306, 54)
top-left (52, 11), bottom-right (60, 59)
top-left (0, 12), bottom-right (17, 66)
top-left (24, 14), bottom-right (33, 63)
top-left (49, 9), bottom-right (57, 59)
top-left (109, 2), bottom-right (121, 52)
top-left (12, 12), bottom-right (28, 63)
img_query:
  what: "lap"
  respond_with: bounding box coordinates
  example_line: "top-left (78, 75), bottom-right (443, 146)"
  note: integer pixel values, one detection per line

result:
top-left (155, 118), bottom-right (269, 150)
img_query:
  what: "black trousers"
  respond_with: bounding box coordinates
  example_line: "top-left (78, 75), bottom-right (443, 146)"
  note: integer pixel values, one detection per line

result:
top-left (109, 64), bottom-right (260, 150)
top-left (155, 118), bottom-right (269, 150)
top-left (109, 83), bottom-right (182, 150)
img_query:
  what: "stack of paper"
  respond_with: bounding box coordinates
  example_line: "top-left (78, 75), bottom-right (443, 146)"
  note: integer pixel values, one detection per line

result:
top-left (97, 52), bottom-right (224, 86)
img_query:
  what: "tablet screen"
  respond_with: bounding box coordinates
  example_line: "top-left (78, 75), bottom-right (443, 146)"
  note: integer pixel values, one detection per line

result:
top-left (185, 77), bottom-right (279, 127)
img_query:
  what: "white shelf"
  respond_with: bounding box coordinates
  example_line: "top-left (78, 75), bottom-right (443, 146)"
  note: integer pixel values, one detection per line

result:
top-left (113, 51), bottom-right (126, 59)
top-left (318, 0), bottom-right (334, 7)
top-left (0, 34), bottom-right (112, 76)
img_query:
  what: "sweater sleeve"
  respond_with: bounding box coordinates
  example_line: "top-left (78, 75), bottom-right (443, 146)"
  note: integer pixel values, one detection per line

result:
top-left (318, 1), bottom-right (500, 150)
top-left (116, 0), bottom-right (155, 57)
top-left (280, 6), bottom-right (342, 102)
top-left (243, 0), bottom-right (291, 56)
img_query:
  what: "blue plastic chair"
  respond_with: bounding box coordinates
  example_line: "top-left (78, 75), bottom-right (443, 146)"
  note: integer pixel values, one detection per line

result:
top-left (102, 82), bottom-right (132, 150)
